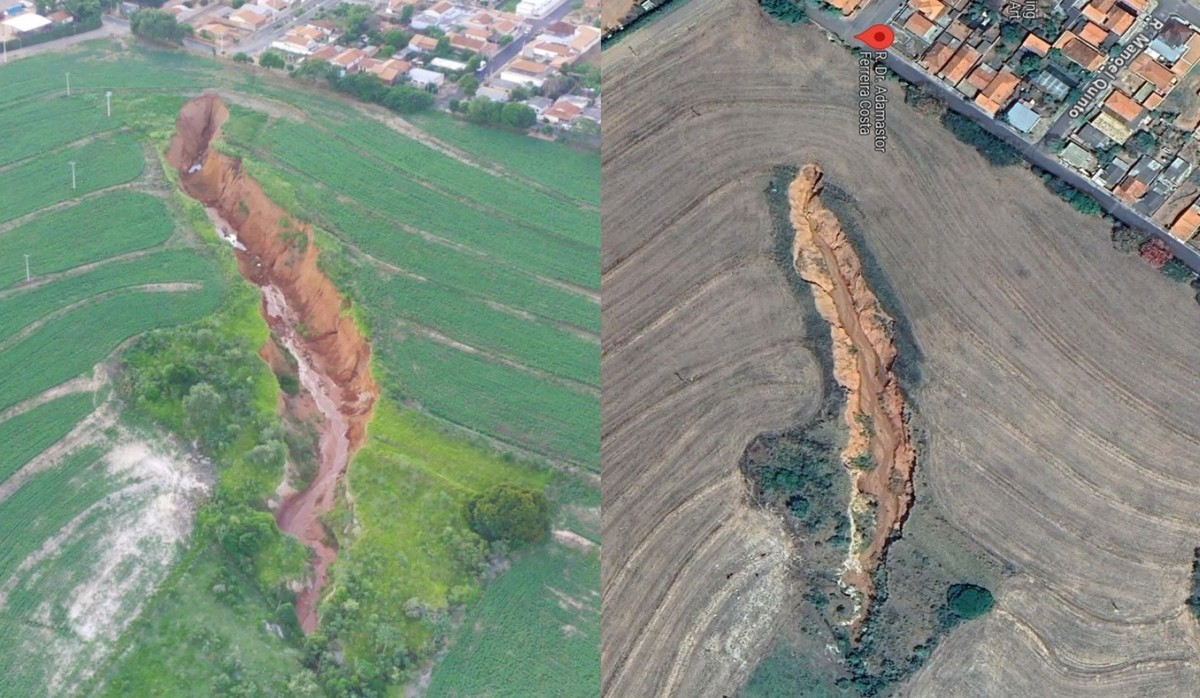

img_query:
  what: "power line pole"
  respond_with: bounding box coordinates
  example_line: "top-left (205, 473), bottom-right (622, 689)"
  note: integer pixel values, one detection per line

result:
top-left (65, 71), bottom-right (70, 97)
top-left (105, 91), bottom-right (112, 117)
top-left (68, 161), bottom-right (76, 190)
top-left (24, 255), bottom-right (30, 283)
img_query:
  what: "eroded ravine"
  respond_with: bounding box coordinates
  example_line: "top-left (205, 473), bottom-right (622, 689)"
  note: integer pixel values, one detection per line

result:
top-left (788, 164), bottom-right (917, 634)
top-left (167, 93), bottom-right (378, 632)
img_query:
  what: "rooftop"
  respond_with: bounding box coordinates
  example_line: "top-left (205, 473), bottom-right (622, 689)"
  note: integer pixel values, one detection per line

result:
top-left (1021, 33), bottom-right (1051, 56)
top-left (1104, 89), bottom-right (1144, 124)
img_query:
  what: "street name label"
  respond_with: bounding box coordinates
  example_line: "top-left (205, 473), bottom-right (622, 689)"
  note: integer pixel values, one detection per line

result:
top-left (858, 51), bottom-right (888, 153)
top-left (1068, 17), bottom-right (1165, 119)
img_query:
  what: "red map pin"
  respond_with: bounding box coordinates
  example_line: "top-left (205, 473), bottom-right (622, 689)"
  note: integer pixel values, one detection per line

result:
top-left (855, 24), bottom-right (895, 50)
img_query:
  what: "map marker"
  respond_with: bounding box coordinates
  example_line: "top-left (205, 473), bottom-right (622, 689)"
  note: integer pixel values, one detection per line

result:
top-left (855, 24), bottom-right (895, 50)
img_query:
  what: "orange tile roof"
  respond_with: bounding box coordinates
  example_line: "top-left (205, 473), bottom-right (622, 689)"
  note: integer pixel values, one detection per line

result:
top-left (1122, 0), bottom-right (1147, 11)
top-left (1115, 176), bottom-right (1148, 202)
top-left (1132, 52), bottom-right (1176, 92)
top-left (942, 44), bottom-right (980, 84)
top-left (976, 95), bottom-right (1002, 115)
top-left (1081, 3), bottom-right (1106, 23)
top-left (1104, 89), bottom-right (1144, 122)
top-left (1022, 33), bottom-right (1051, 56)
top-left (909, 0), bottom-right (948, 21)
top-left (1143, 92), bottom-right (1165, 110)
top-left (1079, 21), bottom-right (1109, 48)
top-left (1058, 34), bottom-right (1106, 70)
top-left (1107, 7), bottom-right (1134, 35)
top-left (985, 68), bottom-right (1019, 100)
top-left (1093, 0), bottom-right (1115, 11)
top-left (1173, 35), bottom-right (1200, 75)
top-left (967, 63), bottom-right (997, 91)
top-left (826, 0), bottom-right (864, 15)
top-left (922, 41), bottom-right (956, 73)
top-left (905, 11), bottom-right (935, 38)
top-left (1171, 204), bottom-right (1200, 240)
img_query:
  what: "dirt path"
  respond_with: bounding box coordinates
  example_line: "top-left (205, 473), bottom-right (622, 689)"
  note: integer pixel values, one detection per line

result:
top-left (166, 93), bottom-right (377, 633)
top-left (788, 164), bottom-right (917, 634)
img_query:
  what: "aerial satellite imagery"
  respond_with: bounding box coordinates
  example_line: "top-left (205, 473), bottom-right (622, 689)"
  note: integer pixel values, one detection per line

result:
top-left (603, 0), bottom-right (1200, 695)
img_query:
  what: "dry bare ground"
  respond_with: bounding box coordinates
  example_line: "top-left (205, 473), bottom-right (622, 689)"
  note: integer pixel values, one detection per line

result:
top-left (602, 0), bottom-right (1200, 695)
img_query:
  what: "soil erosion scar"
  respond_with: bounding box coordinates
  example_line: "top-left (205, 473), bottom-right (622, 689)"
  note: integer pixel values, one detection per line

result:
top-left (166, 93), bottom-right (378, 633)
top-left (788, 163), bottom-right (917, 635)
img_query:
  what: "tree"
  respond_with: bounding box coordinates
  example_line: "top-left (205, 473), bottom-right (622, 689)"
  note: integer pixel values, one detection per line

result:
top-left (464, 484), bottom-right (551, 545)
top-left (183, 382), bottom-right (225, 448)
top-left (759, 0), bottom-right (806, 23)
top-left (498, 33), bottom-right (513, 46)
top-left (457, 74), bottom-right (479, 97)
top-left (259, 49), bottom-right (286, 69)
top-left (1129, 130), bottom-right (1159, 156)
top-left (400, 3), bottom-right (413, 23)
top-left (130, 9), bottom-right (191, 43)
top-left (233, 51), bottom-right (252, 63)
top-left (293, 57), bottom-right (337, 83)
top-left (500, 102), bottom-right (536, 129)
top-left (380, 85), bottom-right (433, 113)
top-left (65, 0), bottom-right (101, 21)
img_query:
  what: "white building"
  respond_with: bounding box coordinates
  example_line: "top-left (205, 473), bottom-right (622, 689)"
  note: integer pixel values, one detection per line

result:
top-left (430, 57), bottom-right (468, 72)
top-left (514, 0), bottom-right (566, 19)
top-left (408, 67), bottom-right (445, 89)
top-left (1, 12), bottom-right (50, 34)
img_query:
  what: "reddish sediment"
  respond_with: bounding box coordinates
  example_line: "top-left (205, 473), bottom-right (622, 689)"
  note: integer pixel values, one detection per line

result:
top-left (166, 93), bottom-right (378, 632)
top-left (788, 163), bottom-right (917, 635)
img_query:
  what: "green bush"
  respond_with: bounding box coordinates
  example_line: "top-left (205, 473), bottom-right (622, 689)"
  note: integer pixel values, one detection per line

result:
top-left (941, 111), bottom-right (1022, 166)
top-left (759, 0), bottom-right (806, 22)
top-left (945, 583), bottom-right (994, 623)
top-left (465, 484), bottom-right (551, 545)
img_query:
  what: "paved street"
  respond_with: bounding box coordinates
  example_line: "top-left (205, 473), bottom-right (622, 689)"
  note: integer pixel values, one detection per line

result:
top-left (478, 1), bottom-right (574, 79)
top-left (806, 0), bottom-right (1200, 271)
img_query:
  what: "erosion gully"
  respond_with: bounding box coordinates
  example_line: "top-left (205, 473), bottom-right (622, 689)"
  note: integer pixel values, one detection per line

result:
top-left (167, 93), bottom-right (377, 633)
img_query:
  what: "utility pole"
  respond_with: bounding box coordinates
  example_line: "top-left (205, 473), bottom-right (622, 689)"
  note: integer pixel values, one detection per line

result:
top-left (65, 71), bottom-right (70, 97)
top-left (68, 161), bottom-right (76, 190)
top-left (24, 255), bottom-right (30, 282)
top-left (105, 91), bottom-right (112, 117)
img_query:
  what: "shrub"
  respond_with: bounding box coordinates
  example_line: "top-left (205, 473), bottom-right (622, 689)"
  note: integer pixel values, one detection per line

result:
top-left (1111, 224), bottom-right (1150, 253)
top-left (941, 111), bottom-right (1022, 166)
top-left (945, 583), bottom-right (994, 621)
top-left (759, 0), bottom-right (807, 22)
top-left (464, 484), bottom-right (551, 545)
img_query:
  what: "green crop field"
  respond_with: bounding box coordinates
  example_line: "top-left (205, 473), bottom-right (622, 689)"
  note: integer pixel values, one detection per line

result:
top-left (427, 544), bottom-right (601, 698)
top-left (0, 131), bottom-right (145, 223)
top-left (0, 392), bottom-right (96, 485)
top-left (0, 93), bottom-right (126, 167)
top-left (0, 192), bottom-right (175, 289)
top-left (0, 251), bottom-right (215, 339)
top-left (410, 112), bottom-right (601, 205)
top-left (1, 38), bottom-right (600, 698)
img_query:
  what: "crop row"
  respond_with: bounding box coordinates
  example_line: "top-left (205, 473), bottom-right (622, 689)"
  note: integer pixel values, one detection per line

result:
top-left (0, 250), bottom-right (217, 340)
top-left (0, 132), bottom-right (146, 225)
top-left (0, 392), bottom-right (96, 486)
top-left (0, 275), bottom-right (221, 412)
top-left (260, 128), bottom-right (599, 289)
top-left (410, 112), bottom-right (600, 205)
top-left (376, 334), bottom-right (599, 470)
top-left (0, 94), bottom-right (125, 168)
top-left (360, 270), bottom-right (599, 387)
top-left (318, 119), bottom-right (600, 248)
top-left (0, 191), bottom-right (174, 289)
top-left (320, 197), bottom-right (599, 334)
top-left (0, 444), bottom-right (110, 697)
top-left (427, 544), bottom-right (600, 698)
top-left (0, 46), bottom-right (216, 105)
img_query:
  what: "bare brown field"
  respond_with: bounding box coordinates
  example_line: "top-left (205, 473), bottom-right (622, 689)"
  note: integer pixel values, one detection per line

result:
top-left (601, 0), bottom-right (1200, 695)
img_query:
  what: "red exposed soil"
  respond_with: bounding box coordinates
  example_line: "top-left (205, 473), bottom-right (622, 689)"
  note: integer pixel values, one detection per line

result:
top-left (166, 93), bottom-right (378, 632)
top-left (788, 164), bottom-right (917, 635)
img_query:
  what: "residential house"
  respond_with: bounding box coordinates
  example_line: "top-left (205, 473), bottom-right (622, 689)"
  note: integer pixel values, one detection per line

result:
top-left (365, 57), bottom-right (411, 84)
top-left (1061, 142), bottom-right (1098, 172)
top-left (975, 68), bottom-right (1020, 116)
top-left (1090, 110), bottom-right (1134, 143)
top-left (525, 95), bottom-right (553, 116)
top-left (543, 97), bottom-right (583, 124)
top-left (1102, 89), bottom-right (1146, 127)
top-left (1006, 102), bottom-right (1042, 133)
top-left (909, 0), bottom-right (948, 22)
top-left (229, 6), bottom-right (271, 31)
top-left (430, 56), bottom-right (468, 72)
top-left (448, 33), bottom-right (497, 57)
top-left (1021, 33), bottom-right (1051, 56)
top-left (309, 43), bottom-right (340, 61)
top-left (408, 67), bottom-right (445, 89)
top-left (332, 47), bottom-right (366, 73)
top-left (47, 9), bottom-right (71, 23)
top-left (940, 44), bottom-right (980, 85)
top-left (904, 11), bottom-right (939, 43)
top-left (408, 34), bottom-right (439, 52)
top-left (1055, 31), bottom-right (1106, 70)
top-left (500, 58), bottom-right (551, 87)
top-left (1170, 201), bottom-right (1200, 241)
